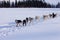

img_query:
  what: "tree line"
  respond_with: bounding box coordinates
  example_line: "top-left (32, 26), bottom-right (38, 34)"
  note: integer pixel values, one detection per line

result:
top-left (0, 0), bottom-right (60, 8)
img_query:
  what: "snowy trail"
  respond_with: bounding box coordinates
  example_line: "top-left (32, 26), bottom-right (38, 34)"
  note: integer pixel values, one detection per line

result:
top-left (0, 15), bottom-right (60, 40)
top-left (0, 8), bottom-right (60, 40)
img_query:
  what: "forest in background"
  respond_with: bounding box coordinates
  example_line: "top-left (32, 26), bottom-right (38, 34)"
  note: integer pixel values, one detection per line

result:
top-left (0, 0), bottom-right (60, 8)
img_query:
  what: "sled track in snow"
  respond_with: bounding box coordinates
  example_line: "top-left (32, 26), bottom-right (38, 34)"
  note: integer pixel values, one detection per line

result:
top-left (0, 14), bottom-right (60, 40)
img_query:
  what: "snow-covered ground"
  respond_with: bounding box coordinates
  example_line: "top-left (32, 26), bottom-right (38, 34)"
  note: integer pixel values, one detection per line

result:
top-left (0, 8), bottom-right (60, 40)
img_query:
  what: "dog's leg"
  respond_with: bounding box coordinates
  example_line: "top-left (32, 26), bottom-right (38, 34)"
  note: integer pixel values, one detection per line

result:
top-left (16, 23), bottom-right (18, 27)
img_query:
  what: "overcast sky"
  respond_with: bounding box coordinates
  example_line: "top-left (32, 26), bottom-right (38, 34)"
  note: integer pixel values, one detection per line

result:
top-left (0, 0), bottom-right (60, 5)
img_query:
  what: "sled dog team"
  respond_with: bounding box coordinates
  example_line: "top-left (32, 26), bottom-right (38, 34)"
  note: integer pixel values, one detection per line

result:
top-left (15, 13), bottom-right (57, 27)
